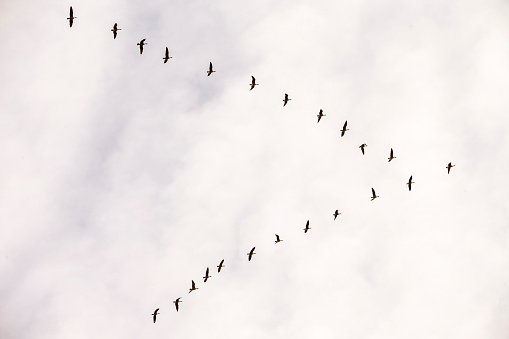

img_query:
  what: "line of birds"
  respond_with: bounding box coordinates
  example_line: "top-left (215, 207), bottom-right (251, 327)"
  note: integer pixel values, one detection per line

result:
top-left (66, 5), bottom-right (456, 323)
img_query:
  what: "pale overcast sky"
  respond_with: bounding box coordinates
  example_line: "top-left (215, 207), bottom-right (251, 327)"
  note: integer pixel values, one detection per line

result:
top-left (1, 0), bottom-right (509, 338)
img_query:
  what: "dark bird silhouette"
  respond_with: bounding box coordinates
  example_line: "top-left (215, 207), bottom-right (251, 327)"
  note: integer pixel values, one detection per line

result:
top-left (446, 162), bottom-right (455, 174)
top-left (275, 234), bottom-right (282, 244)
top-left (304, 220), bottom-right (311, 233)
top-left (173, 298), bottom-right (182, 312)
top-left (152, 308), bottom-right (159, 323)
top-left (407, 176), bottom-right (414, 191)
top-left (67, 7), bottom-right (76, 27)
top-left (371, 188), bottom-right (379, 201)
top-left (340, 121), bottom-right (349, 137)
top-left (189, 280), bottom-right (198, 293)
top-left (388, 148), bottom-right (396, 162)
top-left (317, 109), bottom-right (325, 123)
top-left (359, 143), bottom-right (367, 155)
top-left (283, 93), bottom-right (291, 106)
top-left (217, 259), bottom-right (225, 272)
top-left (137, 39), bottom-right (147, 54)
top-left (111, 23), bottom-right (121, 39)
top-left (249, 76), bottom-right (258, 90)
top-left (203, 267), bottom-right (211, 282)
top-left (333, 210), bottom-right (341, 220)
top-left (163, 47), bottom-right (172, 63)
top-left (247, 247), bottom-right (256, 261)
top-left (207, 62), bottom-right (215, 76)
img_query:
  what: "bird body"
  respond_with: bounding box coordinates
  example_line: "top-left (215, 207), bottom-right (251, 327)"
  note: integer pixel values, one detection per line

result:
top-left (371, 188), bottom-right (379, 201)
top-left (217, 259), bottom-right (225, 272)
top-left (317, 109), bottom-right (326, 123)
top-left (137, 39), bottom-right (147, 54)
top-left (152, 308), bottom-right (159, 323)
top-left (446, 162), bottom-right (455, 174)
top-left (173, 298), bottom-right (182, 312)
top-left (359, 143), bottom-right (367, 155)
top-left (407, 176), bottom-right (414, 191)
top-left (203, 267), bottom-right (211, 282)
top-left (247, 247), bottom-right (256, 261)
top-left (283, 93), bottom-right (291, 106)
top-left (340, 121), bottom-right (349, 137)
top-left (388, 148), bottom-right (396, 162)
top-left (189, 280), bottom-right (198, 293)
top-left (249, 76), bottom-right (258, 90)
top-left (304, 220), bottom-right (311, 233)
top-left (333, 210), bottom-right (341, 220)
top-left (207, 62), bottom-right (215, 76)
top-left (275, 234), bottom-right (282, 244)
top-left (163, 47), bottom-right (172, 63)
top-left (67, 7), bottom-right (76, 27)
top-left (111, 23), bottom-right (121, 39)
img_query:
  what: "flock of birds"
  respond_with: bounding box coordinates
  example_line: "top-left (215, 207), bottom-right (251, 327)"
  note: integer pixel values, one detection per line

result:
top-left (67, 6), bottom-right (456, 324)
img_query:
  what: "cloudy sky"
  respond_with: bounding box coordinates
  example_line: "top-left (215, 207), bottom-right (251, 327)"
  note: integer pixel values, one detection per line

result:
top-left (1, 0), bottom-right (509, 338)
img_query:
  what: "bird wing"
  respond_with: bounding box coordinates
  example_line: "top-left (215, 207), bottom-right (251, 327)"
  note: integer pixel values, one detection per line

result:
top-left (372, 188), bottom-right (376, 197)
top-left (70, 6), bottom-right (73, 17)
top-left (317, 115), bottom-right (321, 123)
top-left (209, 62), bottom-right (213, 71)
top-left (361, 147), bottom-right (364, 155)
top-left (165, 47), bottom-right (169, 57)
top-left (276, 234), bottom-right (280, 241)
top-left (306, 220), bottom-right (309, 227)
top-left (251, 76), bottom-right (255, 83)
top-left (141, 39), bottom-right (146, 43)
top-left (343, 121), bottom-right (347, 129)
top-left (390, 148), bottom-right (393, 157)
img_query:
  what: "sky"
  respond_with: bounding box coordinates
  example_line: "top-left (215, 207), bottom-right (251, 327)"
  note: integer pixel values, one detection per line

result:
top-left (1, 0), bottom-right (509, 338)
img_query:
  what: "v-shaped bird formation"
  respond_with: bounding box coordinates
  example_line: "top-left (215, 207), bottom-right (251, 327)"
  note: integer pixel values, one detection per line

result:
top-left (65, 6), bottom-right (457, 324)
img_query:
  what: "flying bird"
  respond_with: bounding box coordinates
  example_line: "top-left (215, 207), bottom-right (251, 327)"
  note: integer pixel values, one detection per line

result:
top-left (217, 259), bottom-right (225, 272)
top-left (304, 220), bottom-right (311, 233)
top-left (249, 76), bottom-right (258, 90)
top-left (275, 234), bottom-right (282, 244)
top-left (388, 148), bottom-right (396, 162)
top-left (163, 47), bottom-right (172, 63)
top-left (446, 162), bottom-right (455, 174)
top-left (137, 39), bottom-right (147, 54)
top-left (152, 308), bottom-right (159, 323)
top-left (340, 121), bottom-right (349, 137)
top-left (189, 280), bottom-right (198, 293)
top-left (283, 93), bottom-right (291, 106)
top-left (67, 7), bottom-right (76, 27)
top-left (173, 298), bottom-right (182, 312)
top-left (359, 143), bottom-right (367, 155)
top-left (207, 62), bottom-right (215, 76)
top-left (333, 210), bottom-right (341, 220)
top-left (317, 109), bottom-right (325, 123)
top-left (111, 23), bottom-right (121, 39)
top-left (203, 267), bottom-right (211, 282)
top-left (371, 188), bottom-right (379, 201)
top-left (407, 176), bottom-right (414, 191)
top-left (247, 247), bottom-right (256, 261)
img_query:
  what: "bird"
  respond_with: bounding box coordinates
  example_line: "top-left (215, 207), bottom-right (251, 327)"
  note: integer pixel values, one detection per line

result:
top-left (163, 47), bottom-right (172, 63)
top-left (333, 210), bottom-right (341, 220)
top-left (137, 39), bottom-right (147, 54)
top-left (317, 109), bottom-right (326, 123)
top-left (207, 62), bottom-right (215, 76)
top-left (247, 247), bottom-right (256, 261)
top-left (203, 267), bottom-right (211, 282)
top-left (275, 234), bottom-right (282, 244)
top-left (173, 298), bottom-right (182, 312)
top-left (283, 93), bottom-right (291, 106)
top-left (446, 162), bottom-right (455, 174)
top-left (359, 143), bottom-right (367, 155)
top-left (249, 76), bottom-right (258, 90)
top-left (340, 121), bottom-right (349, 137)
top-left (407, 176), bottom-right (414, 191)
top-left (388, 148), bottom-right (396, 162)
top-left (152, 308), bottom-right (159, 323)
top-left (111, 23), bottom-right (121, 39)
top-left (217, 259), bottom-right (225, 273)
top-left (67, 7), bottom-right (76, 27)
top-left (304, 220), bottom-right (311, 233)
top-left (371, 188), bottom-right (379, 201)
top-left (189, 280), bottom-right (198, 293)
